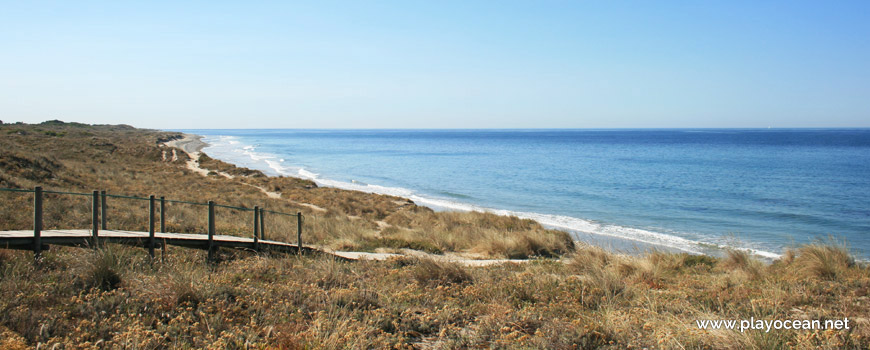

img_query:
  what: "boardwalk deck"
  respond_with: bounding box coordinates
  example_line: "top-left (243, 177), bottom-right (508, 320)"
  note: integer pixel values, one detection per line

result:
top-left (0, 229), bottom-right (322, 256)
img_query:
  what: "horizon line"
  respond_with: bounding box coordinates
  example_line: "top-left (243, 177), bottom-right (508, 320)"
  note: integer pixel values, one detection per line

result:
top-left (171, 127), bottom-right (870, 131)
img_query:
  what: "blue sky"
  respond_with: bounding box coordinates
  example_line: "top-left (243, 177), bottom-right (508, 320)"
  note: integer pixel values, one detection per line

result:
top-left (1, 1), bottom-right (868, 128)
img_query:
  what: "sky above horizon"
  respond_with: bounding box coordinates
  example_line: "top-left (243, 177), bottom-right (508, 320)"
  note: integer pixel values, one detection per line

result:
top-left (2, 1), bottom-right (869, 129)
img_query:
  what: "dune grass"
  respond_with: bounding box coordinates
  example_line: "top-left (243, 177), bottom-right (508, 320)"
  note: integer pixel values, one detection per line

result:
top-left (2, 121), bottom-right (869, 348)
top-left (0, 242), bottom-right (867, 349)
top-left (0, 121), bottom-right (570, 258)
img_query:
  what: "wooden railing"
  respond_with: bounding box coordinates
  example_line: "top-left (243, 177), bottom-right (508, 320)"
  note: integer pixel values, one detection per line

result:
top-left (0, 186), bottom-right (304, 263)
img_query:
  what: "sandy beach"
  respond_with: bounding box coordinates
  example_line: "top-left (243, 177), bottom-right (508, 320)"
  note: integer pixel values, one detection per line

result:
top-left (165, 134), bottom-right (207, 154)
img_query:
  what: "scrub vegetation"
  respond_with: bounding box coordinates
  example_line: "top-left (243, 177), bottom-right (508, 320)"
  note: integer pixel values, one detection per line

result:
top-left (0, 121), bottom-right (574, 259)
top-left (1, 121), bottom-right (867, 349)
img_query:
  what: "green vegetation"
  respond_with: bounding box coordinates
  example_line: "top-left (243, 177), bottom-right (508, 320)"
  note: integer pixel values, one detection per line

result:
top-left (1, 121), bottom-right (868, 349)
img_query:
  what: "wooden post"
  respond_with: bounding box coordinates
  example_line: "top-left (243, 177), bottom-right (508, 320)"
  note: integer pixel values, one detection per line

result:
top-left (33, 186), bottom-right (42, 262)
top-left (160, 196), bottom-right (165, 233)
top-left (259, 209), bottom-right (265, 241)
top-left (208, 201), bottom-right (215, 263)
top-left (100, 190), bottom-right (107, 230)
top-left (253, 206), bottom-right (260, 251)
top-left (149, 195), bottom-right (156, 259)
top-left (92, 190), bottom-right (99, 248)
top-left (297, 212), bottom-right (303, 254)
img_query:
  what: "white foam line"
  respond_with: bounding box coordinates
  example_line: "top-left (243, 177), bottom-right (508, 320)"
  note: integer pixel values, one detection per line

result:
top-left (200, 134), bottom-right (782, 260)
top-left (407, 195), bottom-right (709, 255)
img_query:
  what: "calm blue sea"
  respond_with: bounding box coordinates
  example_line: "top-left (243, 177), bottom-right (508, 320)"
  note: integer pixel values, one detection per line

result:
top-left (180, 129), bottom-right (870, 260)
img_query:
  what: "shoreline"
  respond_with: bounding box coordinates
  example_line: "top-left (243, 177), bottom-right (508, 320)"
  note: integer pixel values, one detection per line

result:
top-left (165, 133), bottom-right (207, 154)
top-left (187, 132), bottom-right (785, 260)
top-left (160, 132), bottom-right (567, 265)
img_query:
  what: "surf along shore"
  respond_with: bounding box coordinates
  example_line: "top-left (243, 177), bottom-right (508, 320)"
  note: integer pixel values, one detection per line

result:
top-left (162, 132), bottom-right (544, 264)
top-left (0, 121), bottom-right (867, 348)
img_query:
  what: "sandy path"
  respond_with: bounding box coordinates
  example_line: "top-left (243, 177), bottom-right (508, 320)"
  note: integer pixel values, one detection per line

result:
top-left (331, 250), bottom-right (532, 266)
top-left (163, 134), bottom-right (233, 178)
top-left (164, 134), bottom-right (207, 154)
top-left (162, 134), bottom-right (327, 210)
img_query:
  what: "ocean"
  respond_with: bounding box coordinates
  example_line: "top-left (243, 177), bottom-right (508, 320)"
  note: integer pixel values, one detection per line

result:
top-left (179, 129), bottom-right (870, 260)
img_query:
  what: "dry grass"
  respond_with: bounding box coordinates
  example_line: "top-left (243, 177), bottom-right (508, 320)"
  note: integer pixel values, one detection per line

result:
top-left (720, 249), bottom-right (764, 279)
top-left (384, 210), bottom-right (575, 258)
top-left (794, 242), bottom-right (854, 280)
top-left (408, 257), bottom-right (473, 286)
top-left (1, 121), bottom-right (571, 259)
top-left (1, 242), bottom-right (865, 349)
top-left (2, 121), bottom-right (869, 348)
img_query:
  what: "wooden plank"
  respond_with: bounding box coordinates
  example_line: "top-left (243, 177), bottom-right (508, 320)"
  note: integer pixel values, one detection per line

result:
top-left (253, 206), bottom-right (259, 252)
top-left (208, 201), bottom-right (215, 262)
top-left (149, 195), bottom-right (155, 259)
top-left (92, 190), bottom-right (99, 248)
top-left (100, 190), bottom-right (107, 229)
top-left (0, 229), bottom-right (319, 256)
top-left (297, 212), bottom-right (302, 254)
top-left (33, 186), bottom-right (42, 261)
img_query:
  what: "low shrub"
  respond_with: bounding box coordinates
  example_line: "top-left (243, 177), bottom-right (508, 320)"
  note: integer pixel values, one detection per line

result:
top-left (411, 258), bottom-right (473, 286)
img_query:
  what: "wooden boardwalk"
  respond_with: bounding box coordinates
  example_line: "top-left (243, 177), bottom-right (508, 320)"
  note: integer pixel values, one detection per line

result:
top-left (0, 229), bottom-right (322, 256)
top-left (0, 186), bottom-right (350, 262)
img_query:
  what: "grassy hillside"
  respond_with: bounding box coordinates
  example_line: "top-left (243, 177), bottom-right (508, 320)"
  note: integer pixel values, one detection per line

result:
top-left (0, 121), bottom-right (574, 258)
top-left (1, 121), bottom-right (868, 349)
